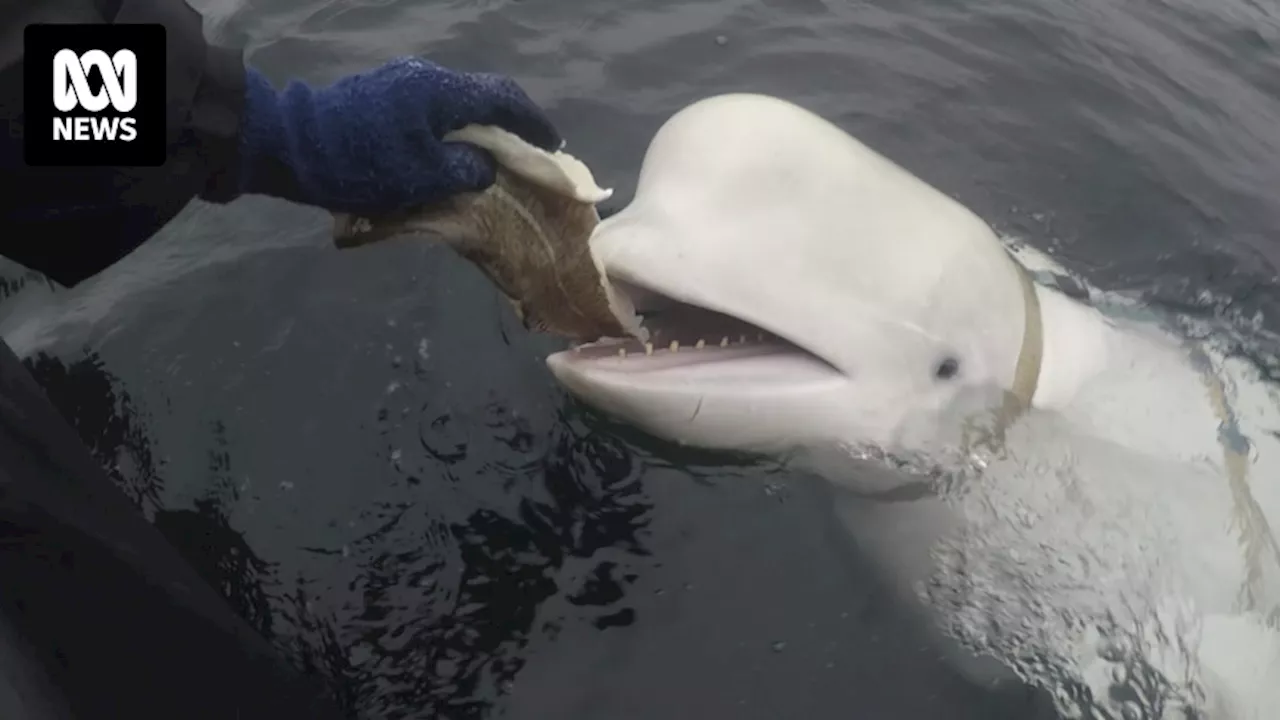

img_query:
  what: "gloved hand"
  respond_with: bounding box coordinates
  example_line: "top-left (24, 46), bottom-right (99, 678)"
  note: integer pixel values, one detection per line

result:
top-left (235, 57), bottom-right (563, 216)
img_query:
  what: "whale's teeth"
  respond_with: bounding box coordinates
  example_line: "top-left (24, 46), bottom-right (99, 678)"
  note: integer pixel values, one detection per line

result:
top-left (695, 339), bottom-right (705, 349)
top-left (669, 341), bottom-right (680, 353)
top-left (720, 336), bottom-right (729, 347)
top-left (644, 342), bottom-right (654, 356)
top-left (618, 348), bottom-right (627, 357)
top-left (738, 334), bottom-right (746, 344)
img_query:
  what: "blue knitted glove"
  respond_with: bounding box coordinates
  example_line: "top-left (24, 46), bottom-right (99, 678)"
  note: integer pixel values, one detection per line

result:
top-left (235, 57), bottom-right (562, 216)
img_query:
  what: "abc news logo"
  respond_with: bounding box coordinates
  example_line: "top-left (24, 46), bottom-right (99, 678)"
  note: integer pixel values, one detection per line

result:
top-left (53, 48), bottom-right (139, 142)
top-left (24, 24), bottom-right (166, 166)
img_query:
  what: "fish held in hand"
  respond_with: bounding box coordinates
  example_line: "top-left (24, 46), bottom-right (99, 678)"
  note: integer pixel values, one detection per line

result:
top-left (331, 125), bottom-right (645, 343)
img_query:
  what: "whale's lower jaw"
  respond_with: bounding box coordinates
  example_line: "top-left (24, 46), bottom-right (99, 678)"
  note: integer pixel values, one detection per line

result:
top-left (547, 275), bottom-right (844, 392)
top-left (546, 355), bottom-right (848, 454)
top-left (546, 342), bottom-right (840, 390)
top-left (546, 344), bottom-right (845, 414)
top-left (545, 271), bottom-right (854, 452)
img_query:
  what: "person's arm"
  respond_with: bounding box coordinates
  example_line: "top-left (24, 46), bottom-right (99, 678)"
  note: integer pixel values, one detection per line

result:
top-left (225, 58), bottom-right (561, 217)
top-left (0, 0), bottom-right (561, 289)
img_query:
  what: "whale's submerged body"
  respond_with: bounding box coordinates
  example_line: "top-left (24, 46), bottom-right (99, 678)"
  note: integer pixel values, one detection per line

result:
top-left (543, 93), bottom-right (1280, 718)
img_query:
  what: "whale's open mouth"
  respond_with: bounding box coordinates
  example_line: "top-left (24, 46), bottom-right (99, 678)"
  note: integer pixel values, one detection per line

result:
top-left (547, 277), bottom-right (842, 377)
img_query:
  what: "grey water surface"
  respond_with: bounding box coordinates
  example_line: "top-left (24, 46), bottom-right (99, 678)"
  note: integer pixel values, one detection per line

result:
top-left (3, 0), bottom-right (1280, 718)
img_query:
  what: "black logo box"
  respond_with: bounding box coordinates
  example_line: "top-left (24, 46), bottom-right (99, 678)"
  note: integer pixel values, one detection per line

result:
top-left (24, 24), bottom-right (167, 167)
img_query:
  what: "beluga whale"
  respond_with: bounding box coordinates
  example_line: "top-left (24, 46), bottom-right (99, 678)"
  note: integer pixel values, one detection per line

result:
top-left (544, 93), bottom-right (1280, 718)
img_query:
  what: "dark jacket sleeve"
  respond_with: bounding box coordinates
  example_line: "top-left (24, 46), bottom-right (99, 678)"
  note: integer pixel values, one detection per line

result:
top-left (0, 0), bottom-right (247, 288)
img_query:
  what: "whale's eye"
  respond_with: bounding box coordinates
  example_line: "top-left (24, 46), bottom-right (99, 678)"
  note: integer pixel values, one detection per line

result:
top-left (935, 356), bottom-right (960, 381)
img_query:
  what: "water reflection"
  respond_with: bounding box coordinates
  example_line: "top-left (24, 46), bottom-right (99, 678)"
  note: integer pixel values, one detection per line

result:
top-left (154, 498), bottom-right (280, 643)
top-left (317, 411), bottom-right (652, 718)
top-left (23, 350), bottom-right (166, 514)
top-left (22, 346), bottom-right (655, 719)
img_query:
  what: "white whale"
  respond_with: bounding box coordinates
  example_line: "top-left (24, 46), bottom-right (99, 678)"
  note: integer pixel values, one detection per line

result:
top-left (545, 93), bottom-right (1280, 717)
